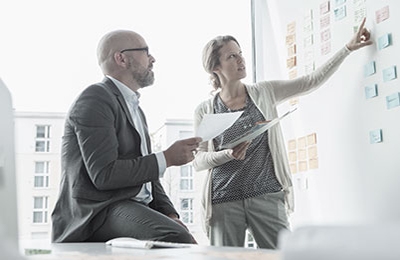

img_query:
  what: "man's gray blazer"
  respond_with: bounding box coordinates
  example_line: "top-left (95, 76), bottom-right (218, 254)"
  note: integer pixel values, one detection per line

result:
top-left (51, 78), bottom-right (177, 242)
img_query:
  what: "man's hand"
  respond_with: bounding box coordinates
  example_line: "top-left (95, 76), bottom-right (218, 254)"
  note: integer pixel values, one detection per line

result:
top-left (346, 17), bottom-right (373, 51)
top-left (163, 137), bottom-right (202, 167)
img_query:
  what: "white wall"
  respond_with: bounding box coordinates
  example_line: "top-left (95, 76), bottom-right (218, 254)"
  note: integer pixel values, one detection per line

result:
top-left (253, 0), bottom-right (400, 227)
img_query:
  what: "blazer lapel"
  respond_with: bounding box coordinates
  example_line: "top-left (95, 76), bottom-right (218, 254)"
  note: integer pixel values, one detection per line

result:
top-left (101, 77), bottom-right (135, 128)
top-left (101, 77), bottom-right (151, 153)
top-left (137, 107), bottom-right (152, 153)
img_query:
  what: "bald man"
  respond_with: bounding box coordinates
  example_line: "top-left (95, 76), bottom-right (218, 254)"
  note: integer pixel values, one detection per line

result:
top-left (51, 30), bottom-right (201, 243)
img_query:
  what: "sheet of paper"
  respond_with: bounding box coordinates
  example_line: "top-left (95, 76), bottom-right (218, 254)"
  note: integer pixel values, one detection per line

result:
top-left (309, 158), bottom-right (319, 169)
top-left (369, 129), bottom-right (382, 144)
top-left (334, 6), bottom-right (346, 21)
top-left (354, 4), bottom-right (366, 24)
top-left (321, 41), bottom-right (331, 55)
top-left (320, 14), bottom-right (330, 29)
top-left (386, 92), bottom-right (400, 109)
top-left (376, 5), bottom-right (389, 24)
top-left (106, 237), bottom-right (191, 249)
top-left (304, 34), bottom-right (314, 48)
top-left (378, 33), bottom-right (391, 50)
top-left (383, 66), bottom-right (397, 82)
top-left (287, 21), bottom-right (296, 34)
top-left (286, 34), bottom-right (296, 45)
top-left (334, 0), bottom-right (346, 7)
top-left (303, 20), bottom-right (313, 34)
top-left (320, 1), bottom-right (330, 15)
top-left (286, 56), bottom-right (297, 69)
top-left (365, 84), bottom-right (378, 99)
top-left (288, 139), bottom-right (297, 150)
top-left (307, 133), bottom-right (317, 145)
top-left (321, 29), bottom-right (331, 42)
top-left (364, 61), bottom-right (376, 77)
top-left (287, 44), bottom-right (296, 56)
top-left (195, 111), bottom-right (243, 142)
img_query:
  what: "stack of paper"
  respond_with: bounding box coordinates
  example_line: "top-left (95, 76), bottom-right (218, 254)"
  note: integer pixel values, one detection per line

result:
top-left (106, 237), bottom-right (192, 249)
top-left (195, 108), bottom-right (297, 149)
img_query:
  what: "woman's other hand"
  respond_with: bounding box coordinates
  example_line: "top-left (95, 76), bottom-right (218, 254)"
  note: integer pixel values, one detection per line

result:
top-left (230, 141), bottom-right (251, 160)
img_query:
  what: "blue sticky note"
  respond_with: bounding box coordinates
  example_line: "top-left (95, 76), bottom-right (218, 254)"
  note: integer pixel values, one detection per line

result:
top-left (365, 84), bottom-right (378, 99)
top-left (386, 92), bottom-right (400, 109)
top-left (383, 66), bottom-right (397, 82)
top-left (369, 129), bottom-right (382, 144)
top-left (378, 33), bottom-right (392, 50)
top-left (364, 61), bottom-right (376, 77)
top-left (334, 6), bottom-right (347, 21)
top-left (335, 0), bottom-right (346, 6)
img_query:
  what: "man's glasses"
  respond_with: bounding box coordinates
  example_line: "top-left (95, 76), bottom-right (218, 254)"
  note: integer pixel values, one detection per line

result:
top-left (120, 47), bottom-right (149, 56)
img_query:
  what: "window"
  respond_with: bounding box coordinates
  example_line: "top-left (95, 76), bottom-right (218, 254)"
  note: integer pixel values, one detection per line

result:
top-left (35, 125), bottom-right (51, 152)
top-left (180, 198), bottom-right (194, 224)
top-left (34, 161), bottom-right (50, 188)
top-left (180, 165), bottom-right (193, 191)
top-left (33, 196), bottom-right (49, 224)
top-left (36, 125), bottom-right (50, 138)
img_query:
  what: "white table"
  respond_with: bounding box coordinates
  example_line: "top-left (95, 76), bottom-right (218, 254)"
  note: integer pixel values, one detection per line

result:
top-left (25, 242), bottom-right (280, 260)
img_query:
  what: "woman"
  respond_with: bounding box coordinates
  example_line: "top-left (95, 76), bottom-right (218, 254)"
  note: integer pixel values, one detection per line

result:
top-left (193, 18), bottom-right (372, 249)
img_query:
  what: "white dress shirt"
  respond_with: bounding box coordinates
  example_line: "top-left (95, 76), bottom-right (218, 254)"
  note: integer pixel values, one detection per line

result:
top-left (106, 76), bottom-right (167, 205)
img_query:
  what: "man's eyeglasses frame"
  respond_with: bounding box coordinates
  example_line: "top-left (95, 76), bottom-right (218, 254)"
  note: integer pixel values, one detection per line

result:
top-left (120, 47), bottom-right (149, 56)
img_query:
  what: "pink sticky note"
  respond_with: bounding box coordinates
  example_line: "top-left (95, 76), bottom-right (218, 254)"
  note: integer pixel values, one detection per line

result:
top-left (321, 29), bottom-right (331, 42)
top-left (320, 14), bottom-right (330, 29)
top-left (321, 42), bottom-right (331, 56)
top-left (376, 6), bottom-right (389, 24)
top-left (320, 1), bottom-right (330, 15)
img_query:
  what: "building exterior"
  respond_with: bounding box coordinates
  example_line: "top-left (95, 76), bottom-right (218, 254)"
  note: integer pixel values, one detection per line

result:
top-left (14, 113), bottom-right (255, 247)
top-left (14, 111), bottom-right (66, 244)
top-left (13, 113), bottom-right (211, 245)
top-left (151, 119), bottom-right (209, 245)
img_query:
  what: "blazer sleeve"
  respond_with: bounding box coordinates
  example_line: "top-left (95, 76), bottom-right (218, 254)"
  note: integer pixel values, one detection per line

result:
top-left (149, 180), bottom-right (179, 217)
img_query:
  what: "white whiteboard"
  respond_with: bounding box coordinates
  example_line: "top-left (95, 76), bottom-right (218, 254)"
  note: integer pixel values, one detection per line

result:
top-left (252, 0), bottom-right (400, 227)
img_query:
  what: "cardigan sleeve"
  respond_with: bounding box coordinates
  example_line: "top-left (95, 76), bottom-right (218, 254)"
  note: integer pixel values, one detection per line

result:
top-left (192, 100), bottom-right (234, 172)
top-left (268, 46), bottom-right (351, 104)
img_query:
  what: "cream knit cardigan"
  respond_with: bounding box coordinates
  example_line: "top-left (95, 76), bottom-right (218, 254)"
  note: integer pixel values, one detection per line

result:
top-left (193, 46), bottom-right (351, 234)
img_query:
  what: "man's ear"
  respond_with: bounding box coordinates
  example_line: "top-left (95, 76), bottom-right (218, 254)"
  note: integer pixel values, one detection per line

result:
top-left (114, 52), bottom-right (127, 67)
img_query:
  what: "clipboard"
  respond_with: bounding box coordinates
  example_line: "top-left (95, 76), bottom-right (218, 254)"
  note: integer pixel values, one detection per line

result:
top-left (219, 108), bottom-right (297, 149)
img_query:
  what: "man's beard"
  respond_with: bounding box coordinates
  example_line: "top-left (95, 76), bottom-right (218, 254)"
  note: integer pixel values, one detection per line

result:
top-left (128, 59), bottom-right (155, 88)
top-left (134, 69), bottom-right (154, 88)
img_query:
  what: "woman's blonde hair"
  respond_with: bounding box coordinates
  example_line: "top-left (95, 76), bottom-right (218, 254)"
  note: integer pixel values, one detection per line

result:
top-left (202, 35), bottom-right (240, 91)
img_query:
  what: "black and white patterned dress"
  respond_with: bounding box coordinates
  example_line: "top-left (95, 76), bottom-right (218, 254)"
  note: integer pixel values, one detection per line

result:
top-left (211, 91), bottom-right (282, 204)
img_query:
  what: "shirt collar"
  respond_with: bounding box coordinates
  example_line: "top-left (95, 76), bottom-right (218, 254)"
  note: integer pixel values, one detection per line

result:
top-left (106, 75), bottom-right (140, 105)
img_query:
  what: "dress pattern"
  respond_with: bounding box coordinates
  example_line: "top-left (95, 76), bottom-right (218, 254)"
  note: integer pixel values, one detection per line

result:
top-left (211, 92), bottom-right (282, 204)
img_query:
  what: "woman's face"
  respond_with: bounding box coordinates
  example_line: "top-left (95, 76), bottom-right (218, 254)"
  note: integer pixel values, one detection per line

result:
top-left (213, 40), bottom-right (246, 84)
